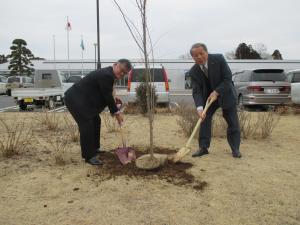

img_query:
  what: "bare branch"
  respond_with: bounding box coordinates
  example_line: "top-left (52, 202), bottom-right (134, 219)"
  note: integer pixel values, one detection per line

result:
top-left (112, 0), bottom-right (144, 54)
top-left (123, 12), bottom-right (143, 45)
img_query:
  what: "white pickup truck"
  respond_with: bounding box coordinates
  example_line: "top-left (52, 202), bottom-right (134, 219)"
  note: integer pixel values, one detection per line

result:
top-left (286, 69), bottom-right (300, 104)
top-left (11, 70), bottom-right (74, 110)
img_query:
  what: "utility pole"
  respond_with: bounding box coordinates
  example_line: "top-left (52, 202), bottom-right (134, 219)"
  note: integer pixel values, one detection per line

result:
top-left (96, 0), bottom-right (101, 69)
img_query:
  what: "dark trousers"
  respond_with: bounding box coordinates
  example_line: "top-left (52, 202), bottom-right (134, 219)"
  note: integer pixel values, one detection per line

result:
top-left (65, 99), bottom-right (101, 160)
top-left (199, 102), bottom-right (240, 152)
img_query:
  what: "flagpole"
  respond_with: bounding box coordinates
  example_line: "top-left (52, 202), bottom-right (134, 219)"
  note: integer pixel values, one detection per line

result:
top-left (67, 16), bottom-right (70, 77)
top-left (81, 35), bottom-right (83, 76)
top-left (53, 35), bottom-right (56, 69)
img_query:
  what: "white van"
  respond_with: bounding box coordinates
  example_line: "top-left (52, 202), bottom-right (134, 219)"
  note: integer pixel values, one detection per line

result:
top-left (127, 65), bottom-right (170, 104)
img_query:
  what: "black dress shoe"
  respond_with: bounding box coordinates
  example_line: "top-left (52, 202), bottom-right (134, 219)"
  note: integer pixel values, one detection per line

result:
top-left (96, 148), bottom-right (106, 154)
top-left (85, 156), bottom-right (103, 165)
top-left (232, 151), bottom-right (242, 158)
top-left (192, 148), bottom-right (209, 157)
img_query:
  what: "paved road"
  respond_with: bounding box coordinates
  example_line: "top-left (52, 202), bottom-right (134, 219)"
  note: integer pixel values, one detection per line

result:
top-left (0, 93), bottom-right (194, 113)
top-left (0, 95), bottom-right (15, 108)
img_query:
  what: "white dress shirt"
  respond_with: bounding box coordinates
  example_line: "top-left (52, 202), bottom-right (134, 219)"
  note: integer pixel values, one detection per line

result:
top-left (197, 62), bottom-right (208, 112)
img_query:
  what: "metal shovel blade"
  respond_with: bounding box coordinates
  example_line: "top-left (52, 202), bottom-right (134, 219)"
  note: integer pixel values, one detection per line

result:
top-left (115, 147), bottom-right (136, 165)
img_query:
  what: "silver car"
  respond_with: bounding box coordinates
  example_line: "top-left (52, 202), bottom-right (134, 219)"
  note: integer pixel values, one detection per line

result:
top-left (232, 69), bottom-right (291, 107)
top-left (0, 76), bottom-right (7, 94)
top-left (6, 76), bottom-right (34, 96)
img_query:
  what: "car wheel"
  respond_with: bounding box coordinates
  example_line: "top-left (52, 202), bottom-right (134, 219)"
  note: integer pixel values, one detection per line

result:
top-left (61, 97), bottom-right (65, 106)
top-left (238, 95), bottom-right (244, 110)
top-left (19, 102), bottom-right (27, 111)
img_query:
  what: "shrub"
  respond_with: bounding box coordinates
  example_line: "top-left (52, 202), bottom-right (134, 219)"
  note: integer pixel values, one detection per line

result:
top-left (0, 117), bottom-right (33, 157)
top-left (238, 110), bottom-right (258, 139)
top-left (63, 113), bottom-right (79, 142)
top-left (50, 135), bottom-right (70, 165)
top-left (257, 111), bottom-right (280, 139)
top-left (102, 111), bottom-right (118, 133)
top-left (135, 83), bottom-right (157, 114)
top-left (36, 110), bottom-right (60, 131)
top-left (176, 104), bottom-right (198, 137)
top-left (176, 105), bottom-right (280, 140)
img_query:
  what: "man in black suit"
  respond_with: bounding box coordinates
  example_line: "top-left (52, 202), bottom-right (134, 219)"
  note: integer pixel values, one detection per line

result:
top-left (64, 59), bottom-right (132, 165)
top-left (189, 43), bottom-right (242, 158)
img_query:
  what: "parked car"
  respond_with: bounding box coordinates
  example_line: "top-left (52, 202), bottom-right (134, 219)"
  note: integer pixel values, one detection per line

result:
top-left (6, 76), bottom-right (34, 96)
top-left (232, 69), bottom-right (291, 108)
top-left (286, 69), bottom-right (300, 104)
top-left (127, 65), bottom-right (170, 104)
top-left (0, 76), bottom-right (7, 94)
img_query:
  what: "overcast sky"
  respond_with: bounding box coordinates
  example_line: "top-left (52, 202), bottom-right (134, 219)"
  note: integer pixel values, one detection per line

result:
top-left (1, 0), bottom-right (299, 60)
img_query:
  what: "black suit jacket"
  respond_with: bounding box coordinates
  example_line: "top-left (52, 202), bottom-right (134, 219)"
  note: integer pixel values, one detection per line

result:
top-left (190, 54), bottom-right (236, 109)
top-left (65, 66), bottom-right (118, 120)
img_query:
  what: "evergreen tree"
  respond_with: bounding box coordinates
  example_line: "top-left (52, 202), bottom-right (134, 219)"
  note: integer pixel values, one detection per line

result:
top-left (8, 39), bottom-right (35, 76)
top-left (235, 43), bottom-right (261, 59)
top-left (272, 50), bottom-right (283, 60)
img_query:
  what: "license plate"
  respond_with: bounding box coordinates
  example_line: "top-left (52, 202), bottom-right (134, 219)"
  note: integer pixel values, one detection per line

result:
top-left (24, 98), bottom-right (33, 103)
top-left (264, 88), bottom-right (279, 94)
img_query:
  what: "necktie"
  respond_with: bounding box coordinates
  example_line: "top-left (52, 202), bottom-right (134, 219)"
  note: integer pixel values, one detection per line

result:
top-left (202, 65), bottom-right (208, 78)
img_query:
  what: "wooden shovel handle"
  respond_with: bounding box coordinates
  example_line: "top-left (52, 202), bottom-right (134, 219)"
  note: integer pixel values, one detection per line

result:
top-left (119, 124), bottom-right (126, 148)
top-left (185, 96), bottom-right (217, 148)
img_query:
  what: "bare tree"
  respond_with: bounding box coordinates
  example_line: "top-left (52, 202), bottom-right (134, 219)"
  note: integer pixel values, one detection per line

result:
top-left (253, 43), bottom-right (272, 59)
top-left (113, 0), bottom-right (156, 157)
top-left (225, 50), bottom-right (236, 60)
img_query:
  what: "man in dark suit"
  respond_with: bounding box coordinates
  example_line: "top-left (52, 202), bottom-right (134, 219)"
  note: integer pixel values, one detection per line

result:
top-left (64, 59), bottom-right (132, 165)
top-left (189, 43), bottom-right (242, 158)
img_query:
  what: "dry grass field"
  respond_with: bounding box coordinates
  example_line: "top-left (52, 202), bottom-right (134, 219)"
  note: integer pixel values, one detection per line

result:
top-left (0, 109), bottom-right (299, 225)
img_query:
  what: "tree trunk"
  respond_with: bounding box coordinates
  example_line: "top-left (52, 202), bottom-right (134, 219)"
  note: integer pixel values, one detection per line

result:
top-left (141, 0), bottom-right (154, 158)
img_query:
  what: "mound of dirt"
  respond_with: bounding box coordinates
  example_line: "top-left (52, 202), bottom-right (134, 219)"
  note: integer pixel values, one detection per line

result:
top-left (89, 147), bottom-right (207, 191)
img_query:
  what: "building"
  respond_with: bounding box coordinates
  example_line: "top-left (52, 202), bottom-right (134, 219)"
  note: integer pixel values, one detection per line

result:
top-left (1, 59), bottom-right (300, 91)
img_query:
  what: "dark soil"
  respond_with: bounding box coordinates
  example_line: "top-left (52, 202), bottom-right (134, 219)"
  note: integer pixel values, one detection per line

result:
top-left (89, 147), bottom-right (207, 191)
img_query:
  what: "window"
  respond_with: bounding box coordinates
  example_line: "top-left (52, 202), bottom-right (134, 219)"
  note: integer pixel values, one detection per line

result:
top-left (115, 75), bottom-right (127, 87)
top-left (67, 76), bottom-right (82, 83)
top-left (42, 74), bottom-right (52, 80)
top-left (239, 71), bottom-right (251, 82)
top-left (292, 73), bottom-right (300, 83)
top-left (25, 77), bottom-right (31, 83)
top-left (132, 68), bottom-right (164, 82)
top-left (7, 77), bottom-right (20, 83)
top-left (252, 70), bottom-right (286, 82)
top-left (185, 70), bottom-right (192, 89)
top-left (286, 73), bottom-right (293, 83)
top-left (233, 74), bottom-right (240, 82)
top-left (60, 75), bottom-right (67, 83)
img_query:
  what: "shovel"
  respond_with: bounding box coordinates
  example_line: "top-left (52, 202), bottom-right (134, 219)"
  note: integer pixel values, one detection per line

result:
top-left (172, 96), bottom-right (217, 163)
top-left (115, 122), bottom-right (136, 165)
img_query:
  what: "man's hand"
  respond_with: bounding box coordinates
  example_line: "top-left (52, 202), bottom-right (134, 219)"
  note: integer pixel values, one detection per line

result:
top-left (115, 113), bottom-right (124, 125)
top-left (197, 110), bottom-right (206, 120)
top-left (208, 90), bottom-right (219, 102)
top-left (115, 97), bottom-right (123, 110)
